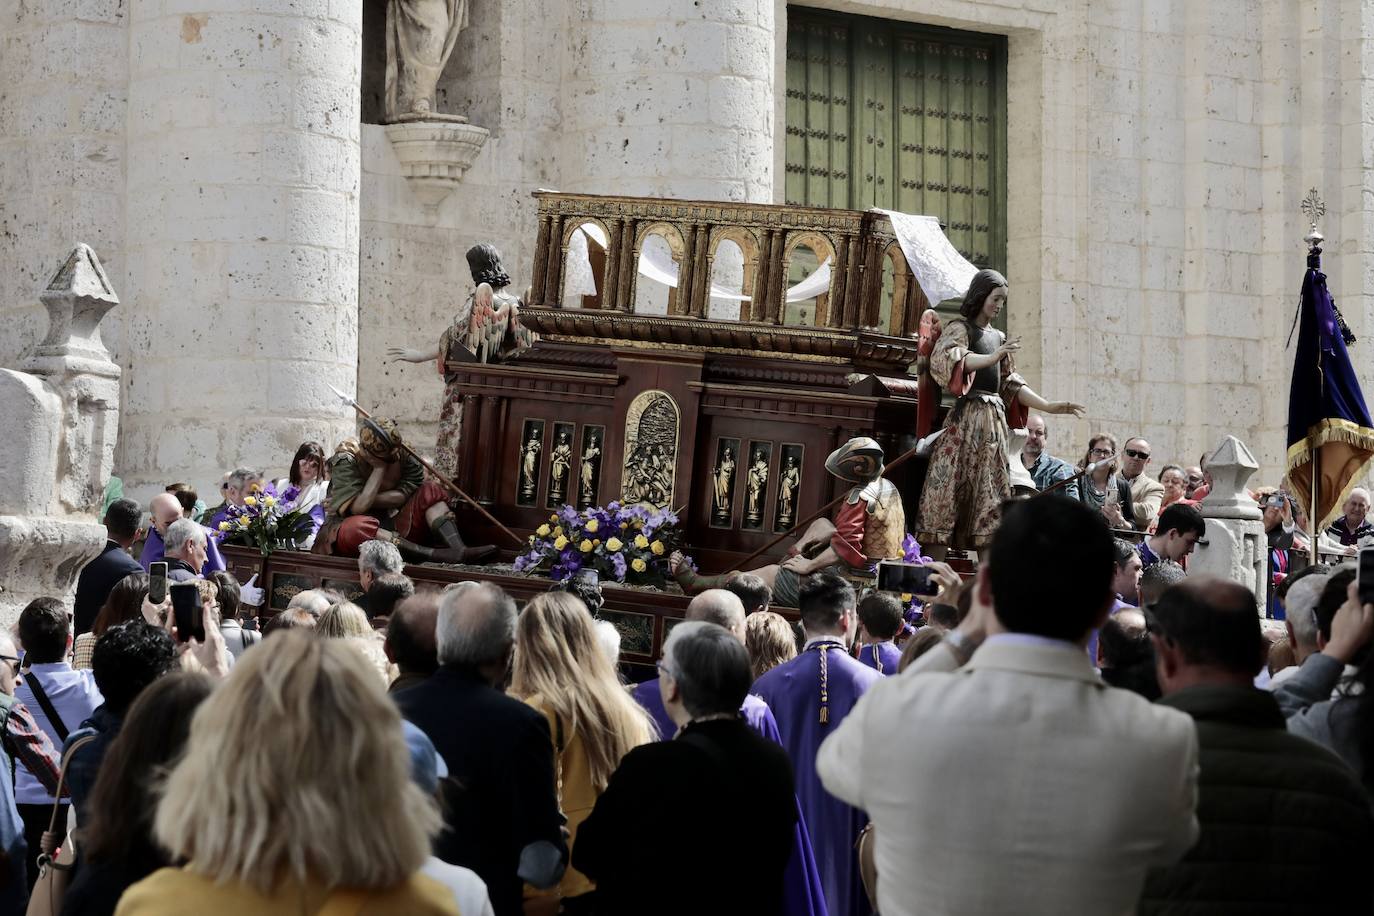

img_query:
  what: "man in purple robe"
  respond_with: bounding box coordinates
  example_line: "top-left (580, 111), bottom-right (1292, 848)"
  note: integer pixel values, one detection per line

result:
top-left (633, 590), bottom-right (781, 740)
top-left (752, 570), bottom-right (879, 916)
top-left (854, 591), bottom-right (904, 675)
top-left (140, 492), bottom-right (226, 574)
top-left (633, 589), bottom-right (829, 916)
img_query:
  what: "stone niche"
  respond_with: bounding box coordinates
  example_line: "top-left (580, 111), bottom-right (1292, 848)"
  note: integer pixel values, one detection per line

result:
top-left (0, 245), bottom-right (121, 620)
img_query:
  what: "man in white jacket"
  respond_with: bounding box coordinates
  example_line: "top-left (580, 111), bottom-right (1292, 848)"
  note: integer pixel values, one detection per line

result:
top-left (818, 497), bottom-right (1200, 916)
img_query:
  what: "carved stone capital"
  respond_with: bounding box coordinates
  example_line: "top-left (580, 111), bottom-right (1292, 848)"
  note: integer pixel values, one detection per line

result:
top-left (385, 120), bottom-right (491, 214)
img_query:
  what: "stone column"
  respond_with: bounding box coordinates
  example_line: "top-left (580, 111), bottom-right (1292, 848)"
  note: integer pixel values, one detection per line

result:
top-left (119, 2), bottom-right (362, 499)
top-left (1191, 436), bottom-right (1267, 614)
top-left (561, 0), bottom-right (775, 202)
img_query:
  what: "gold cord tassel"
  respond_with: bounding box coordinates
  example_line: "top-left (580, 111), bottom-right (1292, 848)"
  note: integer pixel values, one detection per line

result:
top-left (819, 644), bottom-right (830, 725)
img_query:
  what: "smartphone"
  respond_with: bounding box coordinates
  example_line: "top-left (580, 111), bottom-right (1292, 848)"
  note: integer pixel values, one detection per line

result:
top-left (169, 583), bottom-right (205, 643)
top-left (148, 562), bottom-right (168, 605)
top-left (1359, 546), bottom-right (1374, 607)
top-left (876, 561), bottom-right (939, 597)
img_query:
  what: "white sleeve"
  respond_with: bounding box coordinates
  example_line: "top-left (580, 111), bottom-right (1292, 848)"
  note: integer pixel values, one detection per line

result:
top-left (816, 683), bottom-right (874, 809)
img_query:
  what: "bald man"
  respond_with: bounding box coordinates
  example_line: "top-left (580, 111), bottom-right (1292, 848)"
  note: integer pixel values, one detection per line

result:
top-left (139, 492), bottom-right (227, 575)
top-left (1327, 487), bottom-right (1373, 548)
top-left (632, 589), bottom-right (780, 742)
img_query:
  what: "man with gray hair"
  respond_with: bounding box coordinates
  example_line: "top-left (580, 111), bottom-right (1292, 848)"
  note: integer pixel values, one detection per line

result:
top-left (1268, 568), bottom-right (1330, 688)
top-left (575, 622), bottom-right (798, 915)
top-left (632, 589), bottom-right (781, 741)
top-left (205, 467), bottom-right (264, 531)
top-left (355, 539), bottom-right (404, 613)
top-left (394, 582), bottom-right (566, 916)
top-left (163, 518), bottom-right (209, 581)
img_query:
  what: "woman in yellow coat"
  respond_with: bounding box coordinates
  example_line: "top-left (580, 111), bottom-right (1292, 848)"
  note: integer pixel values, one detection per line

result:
top-left (512, 592), bottom-right (656, 914)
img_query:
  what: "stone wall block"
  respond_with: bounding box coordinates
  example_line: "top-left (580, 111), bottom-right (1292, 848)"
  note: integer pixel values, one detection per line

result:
top-left (215, 70), bottom-right (291, 126)
top-left (176, 16), bottom-right (287, 71)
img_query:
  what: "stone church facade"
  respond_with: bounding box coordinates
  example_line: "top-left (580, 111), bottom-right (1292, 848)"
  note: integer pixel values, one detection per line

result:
top-left (1, 0), bottom-right (1370, 502)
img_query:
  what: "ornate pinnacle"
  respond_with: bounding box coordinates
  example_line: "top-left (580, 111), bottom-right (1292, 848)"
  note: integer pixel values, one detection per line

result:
top-left (1301, 187), bottom-right (1326, 249)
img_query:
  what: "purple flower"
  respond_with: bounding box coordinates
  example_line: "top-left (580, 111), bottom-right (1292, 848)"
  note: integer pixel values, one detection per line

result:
top-left (609, 552), bottom-right (627, 581)
top-left (282, 484), bottom-right (301, 504)
top-left (901, 534), bottom-right (932, 565)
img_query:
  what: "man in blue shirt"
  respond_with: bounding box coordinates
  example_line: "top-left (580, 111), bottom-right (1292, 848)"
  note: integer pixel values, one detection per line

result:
top-left (1020, 414), bottom-right (1078, 499)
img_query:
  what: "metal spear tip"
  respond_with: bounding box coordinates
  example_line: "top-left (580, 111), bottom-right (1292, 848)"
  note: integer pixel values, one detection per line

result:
top-left (326, 382), bottom-right (356, 405)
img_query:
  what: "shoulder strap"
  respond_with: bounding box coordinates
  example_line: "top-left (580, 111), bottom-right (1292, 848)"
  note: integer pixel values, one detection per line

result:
top-left (23, 673), bottom-right (69, 743)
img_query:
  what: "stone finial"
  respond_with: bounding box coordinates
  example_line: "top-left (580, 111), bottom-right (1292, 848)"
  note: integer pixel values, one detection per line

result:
top-left (27, 244), bottom-right (120, 374)
top-left (1199, 435), bottom-right (1262, 520)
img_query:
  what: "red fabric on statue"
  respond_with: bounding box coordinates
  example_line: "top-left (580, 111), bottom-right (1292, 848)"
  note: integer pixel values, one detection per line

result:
top-left (831, 500), bottom-right (868, 569)
top-left (334, 480), bottom-right (450, 556)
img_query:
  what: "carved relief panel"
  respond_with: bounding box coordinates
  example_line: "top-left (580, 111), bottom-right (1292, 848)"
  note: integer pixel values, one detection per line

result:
top-left (516, 419), bottom-right (545, 507)
top-left (741, 440), bottom-right (773, 531)
top-left (710, 437), bottom-right (741, 529)
top-left (621, 390), bottom-right (680, 510)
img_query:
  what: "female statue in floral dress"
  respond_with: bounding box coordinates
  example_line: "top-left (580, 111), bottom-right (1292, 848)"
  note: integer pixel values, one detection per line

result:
top-left (915, 269), bottom-right (1084, 552)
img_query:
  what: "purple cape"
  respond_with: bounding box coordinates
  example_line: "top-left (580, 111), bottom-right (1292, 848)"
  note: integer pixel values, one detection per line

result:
top-left (752, 645), bottom-right (880, 916)
top-left (857, 641), bottom-right (902, 675)
top-left (139, 526), bottom-right (226, 574)
top-left (631, 678), bottom-right (829, 916)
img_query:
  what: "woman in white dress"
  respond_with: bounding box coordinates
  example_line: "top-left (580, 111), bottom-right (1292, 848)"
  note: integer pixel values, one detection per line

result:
top-left (274, 441), bottom-right (330, 549)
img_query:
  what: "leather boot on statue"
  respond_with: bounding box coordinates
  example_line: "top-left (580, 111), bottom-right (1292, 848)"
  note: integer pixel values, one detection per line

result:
top-left (391, 535), bottom-right (494, 566)
top-left (432, 514), bottom-right (498, 564)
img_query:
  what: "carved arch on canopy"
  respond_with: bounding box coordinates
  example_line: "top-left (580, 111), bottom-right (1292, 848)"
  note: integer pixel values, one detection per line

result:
top-left (706, 225), bottom-right (763, 322)
top-left (628, 222), bottom-right (689, 316)
top-left (780, 230), bottom-right (838, 327)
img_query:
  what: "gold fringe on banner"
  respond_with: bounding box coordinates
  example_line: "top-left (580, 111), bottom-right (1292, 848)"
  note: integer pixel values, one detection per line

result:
top-left (1285, 418), bottom-right (1374, 531)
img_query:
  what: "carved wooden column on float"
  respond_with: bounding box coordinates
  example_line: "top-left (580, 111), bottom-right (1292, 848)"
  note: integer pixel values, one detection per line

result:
top-left (829, 233), bottom-right (850, 328)
top-left (859, 234), bottom-right (884, 328)
top-left (615, 219), bottom-right (637, 312)
top-left (479, 395), bottom-right (502, 502)
top-left (767, 232), bottom-right (787, 324)
top-left (602, 217), bottom-right (624, 311)
top-left (543, 213), bottom-right (566, 306)
top-left (459, 393), bottom-right (482, 493)
top-left (750, 229), bottom-right (773, 322)
top-left (844, 232), bottom-right (865, 327)
top-left (689, 224), bottom-right (711, 318)
top-left (530, 214), bottom-right (552, 304)
top-left (674, 224), bottom-right (698, 317)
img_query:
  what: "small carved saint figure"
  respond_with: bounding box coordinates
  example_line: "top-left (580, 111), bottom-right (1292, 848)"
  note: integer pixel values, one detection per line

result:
top-left (776, 456), bottom-right (800, 529)
top-left (579, 433), bottom-right (601, 508)
top-left (746, 449), bottom-right (769, 523)
top-left (548, 430), bottom-right (573, 506)
top-left (519, 429), bottom-right (542, 503)
top-left (713, 448), bottom-right (736, 519)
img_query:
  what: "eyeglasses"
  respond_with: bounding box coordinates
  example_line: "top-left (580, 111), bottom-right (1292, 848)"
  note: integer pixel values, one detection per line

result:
top-left (1124, 449), bottom-right (1151, 460)
top-left (0, 655), bottom-right (20, 674)
top-left (1090, 448), bottom-right (1112, 457)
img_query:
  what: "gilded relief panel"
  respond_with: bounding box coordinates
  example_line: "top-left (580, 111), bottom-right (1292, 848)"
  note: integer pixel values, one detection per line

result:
top-left (621, 390), bottom-right (680, 510)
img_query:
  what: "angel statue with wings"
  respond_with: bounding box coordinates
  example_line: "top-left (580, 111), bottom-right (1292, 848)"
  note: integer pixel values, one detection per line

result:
top-left (389, 244), bottom-right (535, 478)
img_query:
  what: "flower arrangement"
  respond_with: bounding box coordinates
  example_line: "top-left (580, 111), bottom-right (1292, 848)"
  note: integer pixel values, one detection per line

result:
top-left (899, 533), bottom-right (935, 625)
top-left (212, 481), bottom-right (318, 557)
top-left (514, 502), bottom-right (685, 587)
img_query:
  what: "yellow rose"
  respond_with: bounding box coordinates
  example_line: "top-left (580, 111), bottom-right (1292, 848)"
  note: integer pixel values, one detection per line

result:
top-left (243, 496), bottom-right (257, 507)
top-left (586, 518), bottom-right (599, 533)
top-left (620, 521), bottom-right (629, 529)
top-left (651, 540), bottom-right (665, 555)
top-left (537, 524), bottom-right (551, 537)
top-left (554, 535), bottom-right (569, 550)
top-left (237, 516), bottom-right (250, 528)
top-left (579, 539), bottom-right (594, 552)
top-left (554, 526), bottom-right (564, 537)
top-left (217, 521), bottom-right (231, 532)
top-left (593, 539), bottom-right (601, 547)
top-left (900, 593), bottom-right (913, 603)
top-left (631, 557), bottom-right (647, 573)
top-left (249, 482), bottom-right (262, 493)
top-left (549, 514), bottom-right (558, 523)
top-left (263, 495), bottom-right (277, 507)
top-left (606, 537), bottom-right (623, 552)
top-left (634, 534), bottom-right (649, 549)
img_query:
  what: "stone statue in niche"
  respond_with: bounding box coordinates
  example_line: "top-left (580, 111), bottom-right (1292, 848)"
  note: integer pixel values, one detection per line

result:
top-left (389, 244), bottom-right (534, 479)
top-left (776, 454), bottom-right (800, 530)
top-left (547, 427), bottom-right (573, 506)
top-left (578, 430), bottom-right (602, 508)
top-left (713, 447), bottom-right (736, 519)
top-left (517, 421), bottom-right (543, 506)
top-left (385, 0), bottom-right (469, 122)
top-left (745, 448), bottom-right (769, 525)
top-left (621, 391), bottom-right (680, 510)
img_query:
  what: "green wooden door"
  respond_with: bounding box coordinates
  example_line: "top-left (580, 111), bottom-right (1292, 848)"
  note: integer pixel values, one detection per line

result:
top-left (785, 8), bottom-right (1007, 274)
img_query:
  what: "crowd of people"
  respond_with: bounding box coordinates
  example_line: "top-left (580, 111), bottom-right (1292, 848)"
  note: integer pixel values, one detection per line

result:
top-left (2, 423), bottom-right (1372, 916)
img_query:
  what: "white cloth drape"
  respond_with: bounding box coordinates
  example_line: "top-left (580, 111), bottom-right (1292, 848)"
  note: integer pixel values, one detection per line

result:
top-left (878, 209), bottom-right (978, 305)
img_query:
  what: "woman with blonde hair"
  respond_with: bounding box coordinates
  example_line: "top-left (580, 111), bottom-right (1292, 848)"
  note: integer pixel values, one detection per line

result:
top-left (511, 592), bottom-right (655, 913)
top-left (317, 600), bottom-right (395, 687)
top-left (744, 610), bottom-right (797, 680)
top-left (115, 632), bottom-right (457, 915)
